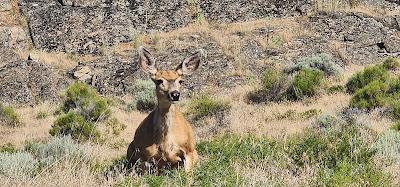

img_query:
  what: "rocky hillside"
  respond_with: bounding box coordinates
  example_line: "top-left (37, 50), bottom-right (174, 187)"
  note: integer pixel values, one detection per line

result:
top-left (0, 0), bottom-right (399, 104)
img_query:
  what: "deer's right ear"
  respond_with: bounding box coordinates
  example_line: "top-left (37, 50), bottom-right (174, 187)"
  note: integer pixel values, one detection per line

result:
top-left (138, 46), bottom-right (157, 75)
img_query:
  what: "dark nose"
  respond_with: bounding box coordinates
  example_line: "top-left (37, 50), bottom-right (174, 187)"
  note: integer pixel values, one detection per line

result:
top-left (170, 91), bottom-right (180, 101)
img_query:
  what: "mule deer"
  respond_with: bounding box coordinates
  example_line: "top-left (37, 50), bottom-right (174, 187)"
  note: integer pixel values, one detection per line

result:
top-left (127, 46), bottom-right (201, 172)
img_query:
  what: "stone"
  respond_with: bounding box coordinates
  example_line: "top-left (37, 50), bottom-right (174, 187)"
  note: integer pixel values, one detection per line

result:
top-left (0, 60), bottom-right (68, 104)
top-left (0, 0), bottom-right (12, 12)
top-left (0, 26), bottom-right (29, 50)
top-left (0, 47), bottom-right (21, 67)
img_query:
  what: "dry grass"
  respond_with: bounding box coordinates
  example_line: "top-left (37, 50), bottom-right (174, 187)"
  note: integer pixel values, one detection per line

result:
top-left (225, 86), bottom-right (352, 139)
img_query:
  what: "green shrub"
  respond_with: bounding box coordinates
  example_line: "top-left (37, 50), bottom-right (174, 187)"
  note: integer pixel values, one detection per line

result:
top-left (26, 136), bottom-right (90, 167)
top-left (0, 143), bottom-right (17, 153)
top-left (382, 57), bottom-right (400, 71)
top-left (0, 152), bottom-right (38, 178)
top-left (285, 53), bottom-right (343, 77)
top-left (62, 82), bottom-right (111, 122)
top-left (50, 111), bottom-right (100, 142)
top-left (346, 65), bottom-right (390, 93)
top-left (349, 81), bottom-right (389, 110)
top-left (0, 103), bottom-right (23, 127)
top-left (261, 68), bottom-right (283, 91)
top-left (189, 95), bottom-right (231, 118)
top-left (291, 68), bottom-right (324, 99)
top-left (128, 79), bottom-right (157, 112)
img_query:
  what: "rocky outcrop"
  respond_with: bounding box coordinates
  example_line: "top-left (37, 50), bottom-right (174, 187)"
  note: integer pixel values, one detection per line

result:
top-left (199, 0), bottom-right (313, 23)
top-left (0, 60), bottom-right (68, 104)
top-left (309, 12), bottom-right (400, 64)
top-left (19, 0), bottom-right (192, 54)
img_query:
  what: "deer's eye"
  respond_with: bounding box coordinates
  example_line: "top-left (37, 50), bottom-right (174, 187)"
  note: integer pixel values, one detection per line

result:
top-left (179, 80), bottom-right (184, 84)
top-left (155, 79), bottom-right (164, 85)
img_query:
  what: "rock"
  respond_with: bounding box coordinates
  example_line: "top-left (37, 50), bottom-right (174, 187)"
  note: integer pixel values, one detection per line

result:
top-left (72, 66), bottom-right (93, 82)
top-left (28, 52), bottom-right (39, 61)
top-left (19, 0), bottom-right (192, 54)
top-left (0, 47), bottom-right (21, 67)
top-left (0, 26), bottom-right (29, 50)
top-left (0, 60), bottom-right (68, 104)
top-left (58, 0), bottom-right (104, 7)
top-left (0, 0), bottom-right (12, 12)
top-left (309, 12), bottom-right (399, 64)
top-left (199, 0), bottom-right (313, 23)
top-left (384, 36), bottom-right (400, 53)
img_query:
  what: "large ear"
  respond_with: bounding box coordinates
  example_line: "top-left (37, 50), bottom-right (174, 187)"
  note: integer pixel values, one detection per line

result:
top-left (176, 50), bottom-right (202, 75)
top-left (138, 46), bottom-right (157, 75)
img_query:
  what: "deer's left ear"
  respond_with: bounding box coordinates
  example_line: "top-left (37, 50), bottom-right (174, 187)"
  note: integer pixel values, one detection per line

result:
top-left (176, 50), bottom-right (203, 75)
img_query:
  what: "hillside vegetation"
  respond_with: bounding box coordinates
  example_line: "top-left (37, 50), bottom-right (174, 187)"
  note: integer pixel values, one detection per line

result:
top-left (1, 0), bottom-right (400, 186)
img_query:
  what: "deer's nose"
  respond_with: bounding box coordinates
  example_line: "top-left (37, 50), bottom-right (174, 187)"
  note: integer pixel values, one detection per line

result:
top-left (169, 91), bottom-right (181, 101)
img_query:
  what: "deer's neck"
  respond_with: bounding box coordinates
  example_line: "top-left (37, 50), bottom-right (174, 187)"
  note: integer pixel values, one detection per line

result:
top-left (154, 102), bottom-right (177, 140)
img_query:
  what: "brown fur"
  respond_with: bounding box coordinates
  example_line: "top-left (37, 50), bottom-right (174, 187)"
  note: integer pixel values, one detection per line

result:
top-left (127, 47), bottom-right (202, 172)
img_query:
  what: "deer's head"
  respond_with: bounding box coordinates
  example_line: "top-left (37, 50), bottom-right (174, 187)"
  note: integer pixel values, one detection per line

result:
top-left (138, 46), bottom-right (202, 104)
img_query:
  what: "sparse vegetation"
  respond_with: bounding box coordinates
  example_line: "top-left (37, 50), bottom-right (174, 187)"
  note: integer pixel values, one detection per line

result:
top-left (36, 111), bottom-right (49, 119)
top-left (382, 57), bottom-right (400, 71)
top-left (0, 143), bottom-right (17, 153)
top-left (189, 95), bottom-right (231, 118)
top-left (0, 103), bottom-right (23, 127)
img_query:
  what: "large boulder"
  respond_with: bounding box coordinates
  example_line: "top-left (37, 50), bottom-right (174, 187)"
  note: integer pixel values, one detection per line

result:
top-left (0, 60), bottom-right (68, 104)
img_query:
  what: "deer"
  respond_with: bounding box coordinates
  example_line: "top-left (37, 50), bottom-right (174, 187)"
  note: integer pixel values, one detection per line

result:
top-left (127, 46), bottom-right (201, 173)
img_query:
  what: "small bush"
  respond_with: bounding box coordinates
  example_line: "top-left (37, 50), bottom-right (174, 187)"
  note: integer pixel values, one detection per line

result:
top-left (285, 53), bottom-right (343, 77)
top-left (382, 57), bottom-right (400, 71)
top-left (0, 152), bottom-right (38, 178)
top-left (290, 68), bottom-right (324, 99)
top-left (50, 111), bottom-right (101, 142)
top-left (189, 95), bottom-right (231, 118)
top-left (0, 143), bottom-right (17, 153)
top-left (26, 136), bottom-right (90, 167)
top-left (0, 103), bottom-right (23, 127)
top-left (62, 82), bottom-right (111, 122)
top-left (128, 79), bottom-right (157, 112)
top-left (313, 113), bottom-right (345, 129)
top-left (349, 81), bottom-right (389, 110)
top-left (372, 130), bottom-right (400, 165)
top-left (346, 65), bottom-right (390, 93)
top-left (261, 68), bottom-right (283, 91)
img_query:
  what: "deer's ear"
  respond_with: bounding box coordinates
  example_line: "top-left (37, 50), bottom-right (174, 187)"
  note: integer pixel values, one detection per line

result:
top-left (138, 46), bottom-right (157, 75)
top-left (176, 50), bottom-right (202, 75)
